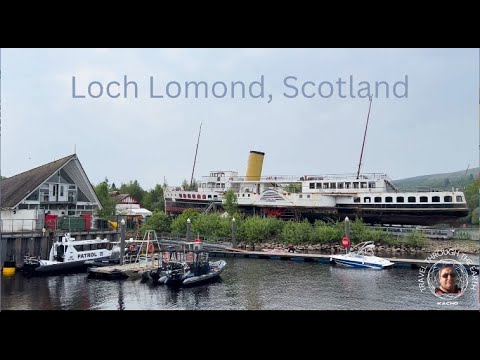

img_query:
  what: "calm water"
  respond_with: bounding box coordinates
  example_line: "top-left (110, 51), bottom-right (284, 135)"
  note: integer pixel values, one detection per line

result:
top-left (1, 257), bottom-right (478, 310)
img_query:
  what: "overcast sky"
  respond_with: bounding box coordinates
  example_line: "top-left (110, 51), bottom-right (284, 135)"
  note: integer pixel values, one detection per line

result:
top-left (1, 48), bottom-right (478, 190)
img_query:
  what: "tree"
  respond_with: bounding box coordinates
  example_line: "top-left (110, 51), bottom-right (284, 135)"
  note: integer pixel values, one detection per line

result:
top-left (224, 189), bottom-right (238, 215)
top-left (181, 179), bottom-right (198, 191)
top-left (143, 184), bottom-right (165, 212)
top-left (94, 181), bottom-right (116, 218)
top-left (140, 211), bottom-right (171, 234)
top-left (119, 180), bottom-right (144, 203)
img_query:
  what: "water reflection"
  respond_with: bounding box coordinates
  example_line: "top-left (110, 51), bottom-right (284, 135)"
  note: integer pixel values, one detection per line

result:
top-left (2, 257), bottom-right (478, 310)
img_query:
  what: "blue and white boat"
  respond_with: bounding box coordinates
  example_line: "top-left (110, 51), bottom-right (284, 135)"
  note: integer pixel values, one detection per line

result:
top-left (329, 241), bottom-right (394, 269)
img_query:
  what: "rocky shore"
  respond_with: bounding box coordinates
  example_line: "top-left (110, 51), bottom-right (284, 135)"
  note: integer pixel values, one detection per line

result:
top-left (240, 239), bottom-right (479, 255)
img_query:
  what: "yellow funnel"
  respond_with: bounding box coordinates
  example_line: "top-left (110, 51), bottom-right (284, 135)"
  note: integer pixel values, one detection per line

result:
top-left (245, 151), bottom-right (265, 181)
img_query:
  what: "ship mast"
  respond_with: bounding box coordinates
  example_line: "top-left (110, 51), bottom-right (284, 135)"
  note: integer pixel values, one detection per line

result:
top-left (190, 122), bottom-right (202, 188)
top-left (356, 96), bottom-right (373, 179)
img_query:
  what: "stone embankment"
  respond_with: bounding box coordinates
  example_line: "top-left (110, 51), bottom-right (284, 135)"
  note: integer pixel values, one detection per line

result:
top-left (240, 239), bottom-right (479, 255)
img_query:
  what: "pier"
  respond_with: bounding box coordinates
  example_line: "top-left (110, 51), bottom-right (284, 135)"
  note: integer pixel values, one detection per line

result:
top-left (209, 249), bottom-right (479, 271)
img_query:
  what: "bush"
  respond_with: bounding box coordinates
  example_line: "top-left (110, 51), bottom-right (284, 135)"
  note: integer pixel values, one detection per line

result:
top-left (280, 220), bottom-right (313, 244)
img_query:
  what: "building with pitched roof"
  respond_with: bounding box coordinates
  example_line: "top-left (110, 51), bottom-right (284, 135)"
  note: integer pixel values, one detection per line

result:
top-left (1, 154), bottom-right (102, 232)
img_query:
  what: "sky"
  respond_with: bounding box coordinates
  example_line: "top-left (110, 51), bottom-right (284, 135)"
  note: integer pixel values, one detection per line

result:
top-left (1, 48), bottom-right (478, 190)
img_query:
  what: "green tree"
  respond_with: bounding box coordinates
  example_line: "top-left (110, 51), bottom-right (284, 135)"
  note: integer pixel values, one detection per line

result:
top-left (119, 180), bottom-right (144, 203)
top-left (94, 181), bottom-right (116, 218)
top-left (223, 189), bottom-right (238, 215)
top-left (140, 211), bottom-right (171, 234)
top-left (464, 178), bottom-right (478, 212)
top-left (143, 184), bottom-right (165, 212)
top-left (181, 179), bottom-right (198, 191)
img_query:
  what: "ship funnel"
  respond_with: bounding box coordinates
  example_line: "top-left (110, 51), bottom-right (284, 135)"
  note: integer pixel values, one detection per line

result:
top-left (245, 151), bottom-right (265, 181)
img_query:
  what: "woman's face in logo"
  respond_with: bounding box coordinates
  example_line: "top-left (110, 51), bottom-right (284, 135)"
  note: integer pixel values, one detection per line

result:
top-left (439, 267), bottom-right (457, 292)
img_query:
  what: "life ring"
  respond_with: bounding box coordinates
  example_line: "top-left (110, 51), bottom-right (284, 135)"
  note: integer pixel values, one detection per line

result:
top-left (147, 243), bottom-right (155, 253)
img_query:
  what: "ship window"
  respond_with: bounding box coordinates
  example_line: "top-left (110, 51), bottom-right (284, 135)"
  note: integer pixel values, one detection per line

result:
top-left (345, 182), bottom-right (351, 189)
top-left (374, 197), bottom-right (382, 203)
top-left (323, 183), bottom-right (329, 189)
top-left (242, 194), bottom-right (245, 197)
top-left (197, 194), bottom-right (201, 199)
top-left (309, 183), bottom-right (315, 189)
top-left (456, 196), bottom-right (463, 202)
top-left (187, 194), bottom-right (191, 198)
top-left (330, 183), bottom-right (336, 189)
top-left (353, 182), bottom-right (359, 189)
top-left (364, 197), bottom-right (371, 203)
top-left (444, 196), bottom-right (452, 202)
top-left (432, 196), bottom-right (440, 203)
top-left (420, 196), bottom-right (428, 203)
top-left (354, 197), bottom-right (360, 203)
top-left (307, 195), bottom-right (310, 198)
top-left (385, 196), bottom-right (392, 203)
top-left (408, 196), bottom-right (416, 203)
top-left (208, 195), bottom-right (212, 199)
top-left (214, 195), bottom-right (218, 198)
top-left (248, 194), bottom-right (250, 197)
top-left (368, 182), bottom-right (376, 189)
top-left (316, 183), bottom-right (321, 189)
top-left (299, 195), bottom-right (303, 199)
top-left (202, 195), bottom-right (206, 199)
top-left (397, 197), bottom-right (404, 203)
top-left (338, 183), bottom-right (344, 189)
top-left (361, 182), bottom-right (367, 189)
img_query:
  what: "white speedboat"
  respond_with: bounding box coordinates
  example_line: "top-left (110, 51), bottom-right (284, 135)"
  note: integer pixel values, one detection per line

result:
top-left (22, 233), bottom-right (112, 274)
top-left (329, 241), bottom-right (394, 269)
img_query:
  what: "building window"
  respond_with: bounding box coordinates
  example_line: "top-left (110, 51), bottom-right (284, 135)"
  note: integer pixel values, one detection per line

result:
top-left (444, 196), bottom-right (452, 202)
top-left (397, 197), bottom-right (404, 203)
top-left (432, 196), bottom-right (440, 203)
top-left (408, 196), bottom-right (416, 203)
top-left (420, 196), bottom-right (428, 203)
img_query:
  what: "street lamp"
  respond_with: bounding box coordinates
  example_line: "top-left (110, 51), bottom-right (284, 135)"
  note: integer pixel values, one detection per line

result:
top-left (232, 217), bottom-right (237, 248)
top-left (186, 218), bottom-right (191, 242)
top-left (120, 218), bottom-right (126, 265)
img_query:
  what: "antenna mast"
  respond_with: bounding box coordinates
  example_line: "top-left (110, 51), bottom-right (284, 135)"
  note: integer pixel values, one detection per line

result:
top-left (190, 122), bottom-right (202, 188)
top-left (356, 96), bottom-right (373, 179)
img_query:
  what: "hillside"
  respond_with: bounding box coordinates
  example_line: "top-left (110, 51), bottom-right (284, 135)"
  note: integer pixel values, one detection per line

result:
top-left (393, 167), bottom-right (479, 191)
